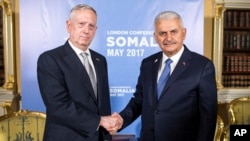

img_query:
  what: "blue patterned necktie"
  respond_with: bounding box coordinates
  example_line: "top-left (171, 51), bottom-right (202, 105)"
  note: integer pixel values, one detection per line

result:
top-left (157, 59), bottom-right (172, 99)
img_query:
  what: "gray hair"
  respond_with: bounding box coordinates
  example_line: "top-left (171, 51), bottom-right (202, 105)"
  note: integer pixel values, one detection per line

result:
top-left (69, 4), bottom-right (97, 19)
top-left (154, 11), bottom-right (184, 28)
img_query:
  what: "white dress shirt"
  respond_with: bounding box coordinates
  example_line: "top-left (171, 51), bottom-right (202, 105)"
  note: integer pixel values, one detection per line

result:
top-left (68, 40), bottom-right (97, 80)
top-left (157, 46), bottom-right (184, 82)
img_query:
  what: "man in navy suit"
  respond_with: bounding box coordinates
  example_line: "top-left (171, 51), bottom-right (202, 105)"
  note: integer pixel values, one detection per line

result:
top-left (113, 11), bottom-right (218, 141)
top-left (37, 4), bottom-right (117, 141)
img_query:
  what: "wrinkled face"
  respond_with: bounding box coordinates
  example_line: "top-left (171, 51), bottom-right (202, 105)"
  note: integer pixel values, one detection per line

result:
top-left (154, 18), bottom-right (186, 57)
top-left (66, 9), bottom-right (97, 51)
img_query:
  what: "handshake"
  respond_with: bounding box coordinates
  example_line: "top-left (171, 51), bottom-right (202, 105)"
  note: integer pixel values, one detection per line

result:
top-left (100, 112), bottom-right (123, 135)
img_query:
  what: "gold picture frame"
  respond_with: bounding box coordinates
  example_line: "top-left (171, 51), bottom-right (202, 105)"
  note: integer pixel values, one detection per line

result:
top-left (0, 0), bottom-right (15, 91)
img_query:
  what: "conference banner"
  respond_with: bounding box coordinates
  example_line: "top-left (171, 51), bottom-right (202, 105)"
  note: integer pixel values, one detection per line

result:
top-left (20, 0), bottom-right (204, 137)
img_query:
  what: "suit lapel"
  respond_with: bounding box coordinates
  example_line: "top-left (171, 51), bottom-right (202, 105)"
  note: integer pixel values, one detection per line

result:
top-left (63, 42), bottom-right (98, 102)
top-left (159, 46), bottom-right (191, 99)
top-left (152, 54), bottom-right (162, 102)
top-left (90, 50), bottom-right (102, 106)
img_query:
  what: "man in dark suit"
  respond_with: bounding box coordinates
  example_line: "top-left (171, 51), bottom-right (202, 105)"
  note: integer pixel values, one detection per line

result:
top-left (113, 11), bottom-right (218, 141)
top-left (37, 4), bottom-right (117, 141)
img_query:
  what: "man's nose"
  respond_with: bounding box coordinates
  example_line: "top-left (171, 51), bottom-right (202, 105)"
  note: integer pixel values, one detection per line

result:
top-left (165, 33), bottom-right (172, 41)
top-left (83, 25), bottom-right (90, 33)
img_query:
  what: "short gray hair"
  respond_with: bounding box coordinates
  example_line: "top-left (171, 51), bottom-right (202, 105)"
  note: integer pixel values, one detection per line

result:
top-left (69, 4), bottom-right (97, 19)
top-left (154, 11), bottom-right (184, 28)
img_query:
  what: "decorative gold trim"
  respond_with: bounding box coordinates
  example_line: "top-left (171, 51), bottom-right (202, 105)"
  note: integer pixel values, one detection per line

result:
top-left (215, 4), bottom-right (226, 19)
top-left (0, 109), bottom-right (46, 120)
top-left (228, 96), bottom-right (250, 125)
top-left (0, 0), bottom-right (15, 91)
top-left (0, 109), bottom-right (46, 141)
top-left (214, 115), bottom-right (224, 141)
top-left (0, 101), bottom-right (12, 114)
top-left (0, 0), bottom-right (12, 16)
top-left (216, 76), bottom-right (224, 90)
top-left (2, 74), bottom-right (14, 90)
top-left (222, 96), bottom-right (250, 140)
top-left (3, 0), bottom-right (12, 16)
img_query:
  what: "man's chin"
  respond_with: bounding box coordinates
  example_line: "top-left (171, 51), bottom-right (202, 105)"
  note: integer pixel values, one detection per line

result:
top-left (79, 42), bottom-right (90, 47)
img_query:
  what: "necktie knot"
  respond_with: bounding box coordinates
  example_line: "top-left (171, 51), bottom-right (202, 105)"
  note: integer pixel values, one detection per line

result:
top-left (80, 52), bottom-right (88, 60)
top-left (165, 58), bottom-right (173, 65)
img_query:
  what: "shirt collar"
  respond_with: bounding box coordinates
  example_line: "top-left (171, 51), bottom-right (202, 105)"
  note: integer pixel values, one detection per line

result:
top-left (162, 45), bottom-right (184, 63)
top-left (68, 40), bottom-right (91, 55)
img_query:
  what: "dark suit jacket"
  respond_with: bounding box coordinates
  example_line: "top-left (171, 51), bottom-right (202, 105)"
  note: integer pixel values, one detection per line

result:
top-left (37, 41), bottom-right (111, 141)
top-left (120, 45), bottom-right (217, 141)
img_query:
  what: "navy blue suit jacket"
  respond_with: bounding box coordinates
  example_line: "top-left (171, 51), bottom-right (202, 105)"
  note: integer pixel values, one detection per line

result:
top-left (37, 41), bottom-right (111, 141)
top-left (120, 46), bottom-right (217, 141)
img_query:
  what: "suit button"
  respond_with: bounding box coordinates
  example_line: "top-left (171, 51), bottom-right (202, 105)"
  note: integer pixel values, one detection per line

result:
top-left (155, 110), bottom-right (159, 114)
top-left (151, 129), bottom-right (155, 132)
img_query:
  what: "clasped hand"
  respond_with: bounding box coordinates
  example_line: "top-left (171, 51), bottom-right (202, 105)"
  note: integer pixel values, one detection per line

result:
top-left (100, 112), bottom-right (123, 135)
